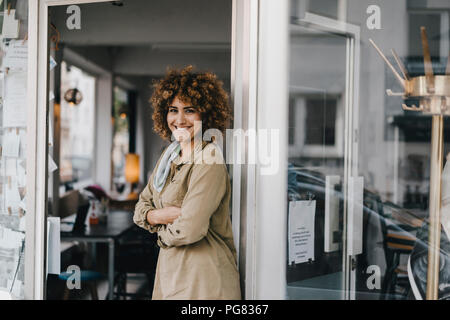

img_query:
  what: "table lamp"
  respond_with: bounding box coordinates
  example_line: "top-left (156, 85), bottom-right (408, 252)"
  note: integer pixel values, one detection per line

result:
top-left (125, 153), bottom-right (140, 200)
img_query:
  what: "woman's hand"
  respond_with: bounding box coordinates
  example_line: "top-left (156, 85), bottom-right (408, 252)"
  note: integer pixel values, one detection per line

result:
top-left (146, 206), bottom-right (182, 226)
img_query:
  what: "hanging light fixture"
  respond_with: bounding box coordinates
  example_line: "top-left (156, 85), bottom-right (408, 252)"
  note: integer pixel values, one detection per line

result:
top-left (64, 88), bottom-right (83, 106)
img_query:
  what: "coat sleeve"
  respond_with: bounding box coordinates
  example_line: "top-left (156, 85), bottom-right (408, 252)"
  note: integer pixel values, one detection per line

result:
top-left (134, 146), bottom-right (170, 233)
top-left (133, 180), bottom-right (164, 233)
top-left (156, 163), bottom-right (227, 248)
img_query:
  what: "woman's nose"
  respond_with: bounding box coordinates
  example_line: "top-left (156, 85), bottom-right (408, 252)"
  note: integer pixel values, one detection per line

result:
top-left (175, 111), bottom-right (186, 124)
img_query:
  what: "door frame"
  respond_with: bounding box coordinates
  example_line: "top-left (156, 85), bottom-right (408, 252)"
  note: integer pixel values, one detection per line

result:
top-left (27, 0), bottom-right (113, 300)
top-left (30, 0), bottom-right (247, 300)
top-left (230, 0), bottom-right (260, 299)
top-left (252, 0), bottom-right (290, 299)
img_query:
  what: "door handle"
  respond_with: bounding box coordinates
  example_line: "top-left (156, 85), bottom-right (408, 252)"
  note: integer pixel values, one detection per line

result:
top-left (347, 176), bottom-right (364, 256)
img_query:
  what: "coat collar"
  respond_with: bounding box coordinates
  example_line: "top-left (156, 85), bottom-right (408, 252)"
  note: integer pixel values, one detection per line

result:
top-left (172, 139), bottom-right (209, 165)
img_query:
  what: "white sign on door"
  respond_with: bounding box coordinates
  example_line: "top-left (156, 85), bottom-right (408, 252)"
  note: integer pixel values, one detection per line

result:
top-left (288, 200), bottom-right (316, 265)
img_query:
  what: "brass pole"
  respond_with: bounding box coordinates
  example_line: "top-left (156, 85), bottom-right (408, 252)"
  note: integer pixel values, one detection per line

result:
top-left (427, 115), bottom-right (443, 300)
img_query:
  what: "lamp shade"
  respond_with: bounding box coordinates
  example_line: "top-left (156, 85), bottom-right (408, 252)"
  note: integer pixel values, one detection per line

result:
top-left (64, 88), bottom-right (83, 105)
top-left (125, 153), bottom-right (140, 183)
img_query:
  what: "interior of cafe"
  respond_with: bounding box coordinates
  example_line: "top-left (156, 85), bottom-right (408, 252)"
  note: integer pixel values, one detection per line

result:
top-left (43, 0), bottom-right (232, 299)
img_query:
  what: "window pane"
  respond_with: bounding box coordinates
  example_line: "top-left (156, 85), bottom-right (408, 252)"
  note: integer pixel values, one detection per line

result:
top-left (59, 62), bottom-right (96, 187)
top-left (0, 0), bottom-right (29, 299)
top-left (112, 86), bottom-right (129, 193)
top-left (287, 0), bottom-right (450, 300)
top-left (305, 98), bottom-right (336, 146)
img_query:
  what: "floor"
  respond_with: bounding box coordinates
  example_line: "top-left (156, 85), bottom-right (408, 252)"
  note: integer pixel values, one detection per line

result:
top-left (75, 273), bottom-right (152, 300)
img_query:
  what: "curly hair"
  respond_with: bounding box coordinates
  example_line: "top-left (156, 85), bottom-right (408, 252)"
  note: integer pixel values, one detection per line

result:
top-left (150, 65), bottom-right (232, 141)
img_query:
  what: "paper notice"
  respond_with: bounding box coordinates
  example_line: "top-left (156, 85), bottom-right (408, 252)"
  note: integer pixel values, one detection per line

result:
top-left (3, 72), bottom-right (27, 127)
top-left (11, 279), bottom-right (22, 298)
top-left (48, 154), bottom-right (58, 173)
top-left (0, 189), bottom-right (4, 213)
top-left (17, 161), bottom-right (25, 187)
top-left (0, 226), bottom-right (24, 293)
top-left (2, 130), bottom-right (20, 157)
top-left (5, 181), bottom-right (21, 213)
top-left (2, 40), bottom-right (27, 71)
top-left (49, 56), bottom-right (57, 71)
top-left (18, 192), bottom-right (26, 213)
top-left (0, 72), bottom-right (4, 106)
top-left (19, 215), bottom-right (25, 232)
top-left (288, 200), bottom-right (316, 265)
top-left (18, 129), bottom-right (26, 158)
top-left (5, 158), bottom-right (16, 176)
top-left (1, 10), bottom-right (20, 39)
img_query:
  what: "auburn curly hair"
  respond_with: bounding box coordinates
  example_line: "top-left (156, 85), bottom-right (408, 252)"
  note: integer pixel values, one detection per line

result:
top-left (150, 65), bottom-right (232, 141)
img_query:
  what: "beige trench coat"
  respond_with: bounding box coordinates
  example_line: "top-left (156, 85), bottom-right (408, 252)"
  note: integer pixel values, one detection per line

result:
top-left (133, 140), bottom-right (241, 300)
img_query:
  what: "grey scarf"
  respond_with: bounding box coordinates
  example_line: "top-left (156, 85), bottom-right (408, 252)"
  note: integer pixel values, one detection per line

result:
top-left (153, 141), bottom-right (181, 193)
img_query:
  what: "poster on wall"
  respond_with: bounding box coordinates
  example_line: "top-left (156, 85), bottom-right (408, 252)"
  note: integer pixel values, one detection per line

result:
top-left (288, 200), bottom-right (316, 265)
top-left (2, 72), bottom-right (27, 128)
top-left (2, 40), bottom-right (27, 71)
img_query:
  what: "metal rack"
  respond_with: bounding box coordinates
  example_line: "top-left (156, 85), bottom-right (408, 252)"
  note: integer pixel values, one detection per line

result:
top-left (370, 27), bottom-right (449, 300)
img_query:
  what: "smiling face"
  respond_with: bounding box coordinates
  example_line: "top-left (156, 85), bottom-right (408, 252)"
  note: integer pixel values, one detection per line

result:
top-left (167, 95), bottom-right (202, 143)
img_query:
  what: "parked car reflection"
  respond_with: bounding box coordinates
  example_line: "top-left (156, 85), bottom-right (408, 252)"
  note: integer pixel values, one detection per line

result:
top-left (287, 163), bottom-right (422, 299)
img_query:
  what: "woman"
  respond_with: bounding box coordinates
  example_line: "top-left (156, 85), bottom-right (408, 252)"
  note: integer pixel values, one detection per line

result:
top-left (133, 65), bottom-right (241, 300)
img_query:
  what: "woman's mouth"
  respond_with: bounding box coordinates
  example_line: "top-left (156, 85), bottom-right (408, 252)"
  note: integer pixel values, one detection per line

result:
top-left (173, 127), bottom-right (192, 141)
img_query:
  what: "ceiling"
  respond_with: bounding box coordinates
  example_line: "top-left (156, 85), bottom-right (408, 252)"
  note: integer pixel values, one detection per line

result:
top-left (49, 0), bottom-right (232, 79)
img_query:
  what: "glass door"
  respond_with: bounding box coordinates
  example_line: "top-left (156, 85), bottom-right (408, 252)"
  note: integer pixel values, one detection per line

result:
top-left (286, 12), bottom-right (361, 299)
top-left (258, 0), bottom-right (449, 300)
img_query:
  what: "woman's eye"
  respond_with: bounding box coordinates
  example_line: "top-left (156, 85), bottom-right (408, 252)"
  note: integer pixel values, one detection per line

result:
top-left (169, 108), bottom-right (177, 113)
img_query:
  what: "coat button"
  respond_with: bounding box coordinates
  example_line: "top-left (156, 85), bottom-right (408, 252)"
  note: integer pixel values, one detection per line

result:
top-left (176, 230), bottom-right (180, 234)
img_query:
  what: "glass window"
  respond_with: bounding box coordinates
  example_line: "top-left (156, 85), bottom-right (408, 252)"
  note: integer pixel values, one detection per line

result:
top-left (287, 23), bottom-right (347, 299)
top-left (0, 0), bottom-right (29, 299)
top-left (59, 62), bottom-right (96, 189)
top-left (111, 86), bottom-right (129, 193)
top-left (287, 0), bottom-right (450, 300)
top-left (305, 97), bottom-right (337, 146)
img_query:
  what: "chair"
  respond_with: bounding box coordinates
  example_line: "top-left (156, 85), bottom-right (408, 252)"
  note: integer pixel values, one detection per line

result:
top-left (113, 225), bottom-right (159, 300)
top-left (377, 202), bottom-right (417, 299)
top-left (58, 199), bottom-right (106, 300)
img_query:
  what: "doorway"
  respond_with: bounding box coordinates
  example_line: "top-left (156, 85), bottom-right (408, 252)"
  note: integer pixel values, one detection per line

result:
top-left (31, 0), bottom-right (234, 300)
